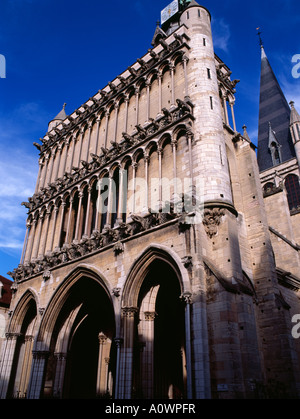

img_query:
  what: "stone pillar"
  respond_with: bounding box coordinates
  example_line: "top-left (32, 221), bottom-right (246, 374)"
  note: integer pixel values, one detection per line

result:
top-left (0, 333), bottom-right (22, 399)
top-left (53, 352), bottom-right (67, 399)
top-left (181, 292), bottom-right (193, 399)
top-left (119, 307), bottom-right (138, 399)
top-left (27, 351), bottom-right (50, 399)
top-left (39, 208), bottom-right (51, 257)
top-left (74, 192), bottom-right (84, 242)
top-left (48, 205), bottom-right (59, 253)
top-left (141, 311), bottom-right (156, 399)
top-left (20, 221), bottom-right (31, 265)
top-left (24, 218), bottom-right (36, 263)
top-left (114, 338), bottom-right (123, 399)
top-left (96, 332), bottom-right (107, 396)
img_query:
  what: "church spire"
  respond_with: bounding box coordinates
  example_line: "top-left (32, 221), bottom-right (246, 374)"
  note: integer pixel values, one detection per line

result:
top-left (257, 45), bottom-right (295, 172)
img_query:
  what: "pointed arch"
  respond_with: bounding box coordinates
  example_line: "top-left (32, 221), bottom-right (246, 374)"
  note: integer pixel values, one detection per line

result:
top-left (122, 244), bottom-right (190, 307)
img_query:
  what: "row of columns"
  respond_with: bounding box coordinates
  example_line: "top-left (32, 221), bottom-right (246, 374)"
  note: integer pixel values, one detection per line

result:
top-left (36, 56), bottom-right (189, 194)
top-left (22, 132), bottom-right (194, 265)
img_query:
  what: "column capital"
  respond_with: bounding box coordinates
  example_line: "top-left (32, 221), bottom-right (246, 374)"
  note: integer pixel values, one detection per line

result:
top-left (98, 332), bottom-right (108, 345)
top-left (181, 292), bottom-right (193, 305)
top-left (122, 306), bottom-right (139, 318)
top-left (144, 311), bottom-right (157, 321)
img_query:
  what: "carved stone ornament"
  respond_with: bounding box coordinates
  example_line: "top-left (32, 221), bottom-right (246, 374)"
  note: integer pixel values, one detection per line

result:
top-left (43, 270), bottom-right (51, 281)
top-left (202, 208), bottom-right (225, 238)
top-left (113, 241), bottom-right (124, 255)
top-left (112, 287), bottom-right (121, 297)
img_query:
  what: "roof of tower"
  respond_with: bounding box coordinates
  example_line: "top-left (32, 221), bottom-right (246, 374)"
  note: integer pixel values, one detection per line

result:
top-left (257, 46), bottom-right (295, 172)
top-left (52, 103), bottom-right (67, 122)
top-left (290, 101), bottom-right (300, 125)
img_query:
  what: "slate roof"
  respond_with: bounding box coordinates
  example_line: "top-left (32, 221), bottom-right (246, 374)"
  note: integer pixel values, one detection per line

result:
top-left (0, 275), bottom-right (13, 308)
top-left (257, 47), bottom-right (295, 172)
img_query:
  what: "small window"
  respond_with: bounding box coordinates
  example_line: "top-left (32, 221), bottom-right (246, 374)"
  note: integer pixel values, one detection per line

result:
top-left (203, 38), bottom-right (206, 46)
top-left (285, 174), bottom-right (300, 211)
top-left (187, 11), bottom-right (189, 19)
top-left (207, 68), bottom-right (211, 79)
top-left (198, 9), bottom-right (201, 18)
top-left (210, 96), bottom-right (213, 110)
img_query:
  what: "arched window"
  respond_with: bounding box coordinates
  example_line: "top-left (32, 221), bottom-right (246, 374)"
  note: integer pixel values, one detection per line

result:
top-left (270, 142), bottom-right (281, 166)
top-left (285, 174), bottom-right (300, 211)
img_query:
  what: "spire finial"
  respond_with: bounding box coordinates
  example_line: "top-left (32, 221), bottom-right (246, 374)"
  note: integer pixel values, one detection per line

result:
top-left (63, 103), bottom-right (67, 110)
top-left (256, 27), bottom-right (263, 47)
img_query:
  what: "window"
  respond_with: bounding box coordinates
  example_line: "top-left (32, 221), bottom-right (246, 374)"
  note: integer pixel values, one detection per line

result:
top-left (203, 38), bottom-right (206, 46)
top-left (210, 96), bottom-right (213, 110)
top-left (270, 141), bottom-right (281, 166)
top-left (207, 68), bottom-right (211, 79)
top-left (285, 174), bottom-right (300, 211)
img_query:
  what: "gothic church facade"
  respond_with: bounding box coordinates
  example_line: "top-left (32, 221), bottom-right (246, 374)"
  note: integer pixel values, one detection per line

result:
top-left (1, 0), bottom-right (300, 399)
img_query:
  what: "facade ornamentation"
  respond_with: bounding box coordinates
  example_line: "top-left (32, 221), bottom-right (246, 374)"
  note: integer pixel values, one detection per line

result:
top-left (202, 208), bottom-right (226, 238)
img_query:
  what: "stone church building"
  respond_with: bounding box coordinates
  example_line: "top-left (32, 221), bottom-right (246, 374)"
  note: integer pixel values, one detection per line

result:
top-left (1, 0), bottom-right (300, 399)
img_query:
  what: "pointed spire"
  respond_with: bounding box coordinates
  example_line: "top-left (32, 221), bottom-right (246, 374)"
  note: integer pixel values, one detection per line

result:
top-left (257, 45), bottom-right (295, 171)
top-left (53, 103), bottom-right (67, 121)
top-left (290, 101), bottom-right (300, 125)
top-left (242, 125), bottom-right (251, 142)
top-left (48, 103), bottom-right (68, 132)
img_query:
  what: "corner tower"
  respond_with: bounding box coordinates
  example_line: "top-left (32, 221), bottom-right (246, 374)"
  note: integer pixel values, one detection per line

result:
top-left (179, 0), bottom-right (234, 207)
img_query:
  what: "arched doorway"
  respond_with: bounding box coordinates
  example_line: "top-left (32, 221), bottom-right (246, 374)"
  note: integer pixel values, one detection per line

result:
top-left (130, 258), bottom-right (187, 399)
top-left (42, 273), bottom-right (115, 399)
top-left (1, 293), bottom-right (37, 399)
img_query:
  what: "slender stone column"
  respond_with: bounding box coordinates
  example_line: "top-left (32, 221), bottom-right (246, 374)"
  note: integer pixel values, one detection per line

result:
top-left (48, 205), bottom-right (59, 253)
top-left (158, 148), bottom-right (163, 211)
top-left (229, 98), bottom-right (237, 131)
top-left (146, 81), bottom-right (151, 121)
top-left (124, 96), bottom-right (129, 134)
top-left (61, 139), bottom-right (69, 176)
top-left (113, 103), bottom-right (119, 143)
top-left (20, 221), bottom-right (31, 264)
top-left (86, 123), bottom-right (92, 162)
top-left (74, 192), bottom-right (84, 241)
top-left (181, 292), bottom-right (193, 399)
top-left (24, 218), bottom-right (36, 263)
top-left (53, 352), bottom-right (67, 398)
top-left (96, 332), bottom-right (107, 395)
top-left (95, 116), bottom-right (101, 154)
top-left (0, 333), bottom-right (22, 399)
top-left (65, 198), bottom-right (73, 244)
top-left (32, 214), bottom-right (43, 260)
top-left (56, 201), bottom-right (66, 248)
top-left (183, 56), bottom-right (189, 100)
top-left (104, 110), bottom-right (110, 149)
top-left (158, 72), bottom-right (162, 114)
top-left (54, 145), bottom-right (62, 181)
top-left (77, 128), bottom-right (85, 167)
top-left (114, 338), bottom-right (123, 399)
top-left (144, 155), bottom-right (150, 211)
top-left (35, 161), bottom-right (43, 194)
top-left (119, 307), bottom-right (138, 399)
top-left (46, 149), bottom-right (55, 186)
top-left (69, 135), bottom-right (76, 170)
top-left (141, 311), bottom-right (156, 399)
top-left (84, 186), bottom-right (92, 237)
top-left (131, 163), bottom-right (138, 214)
top-left (41, 155), bottom-right (49, 189)
top-left (39, 209), bottom-right (51, 257)
top-left (27, 351), bottom-right (50, 399)
top-left (170, 64), bottom-right (175, 108)
top-left (52, 201), bottom-right (66, 248)
top-left (135, 88), bottom-right (139, 126)
top-left (171, 139), bottom-right (178, 204)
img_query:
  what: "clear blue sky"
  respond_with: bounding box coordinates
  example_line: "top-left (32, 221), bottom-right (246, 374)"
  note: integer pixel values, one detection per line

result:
top-left (0, 0), bottom-right (299, 280)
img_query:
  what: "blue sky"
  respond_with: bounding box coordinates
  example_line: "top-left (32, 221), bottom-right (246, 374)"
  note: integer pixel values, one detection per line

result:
top-left (0, 0), bottom-right (299, 279)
